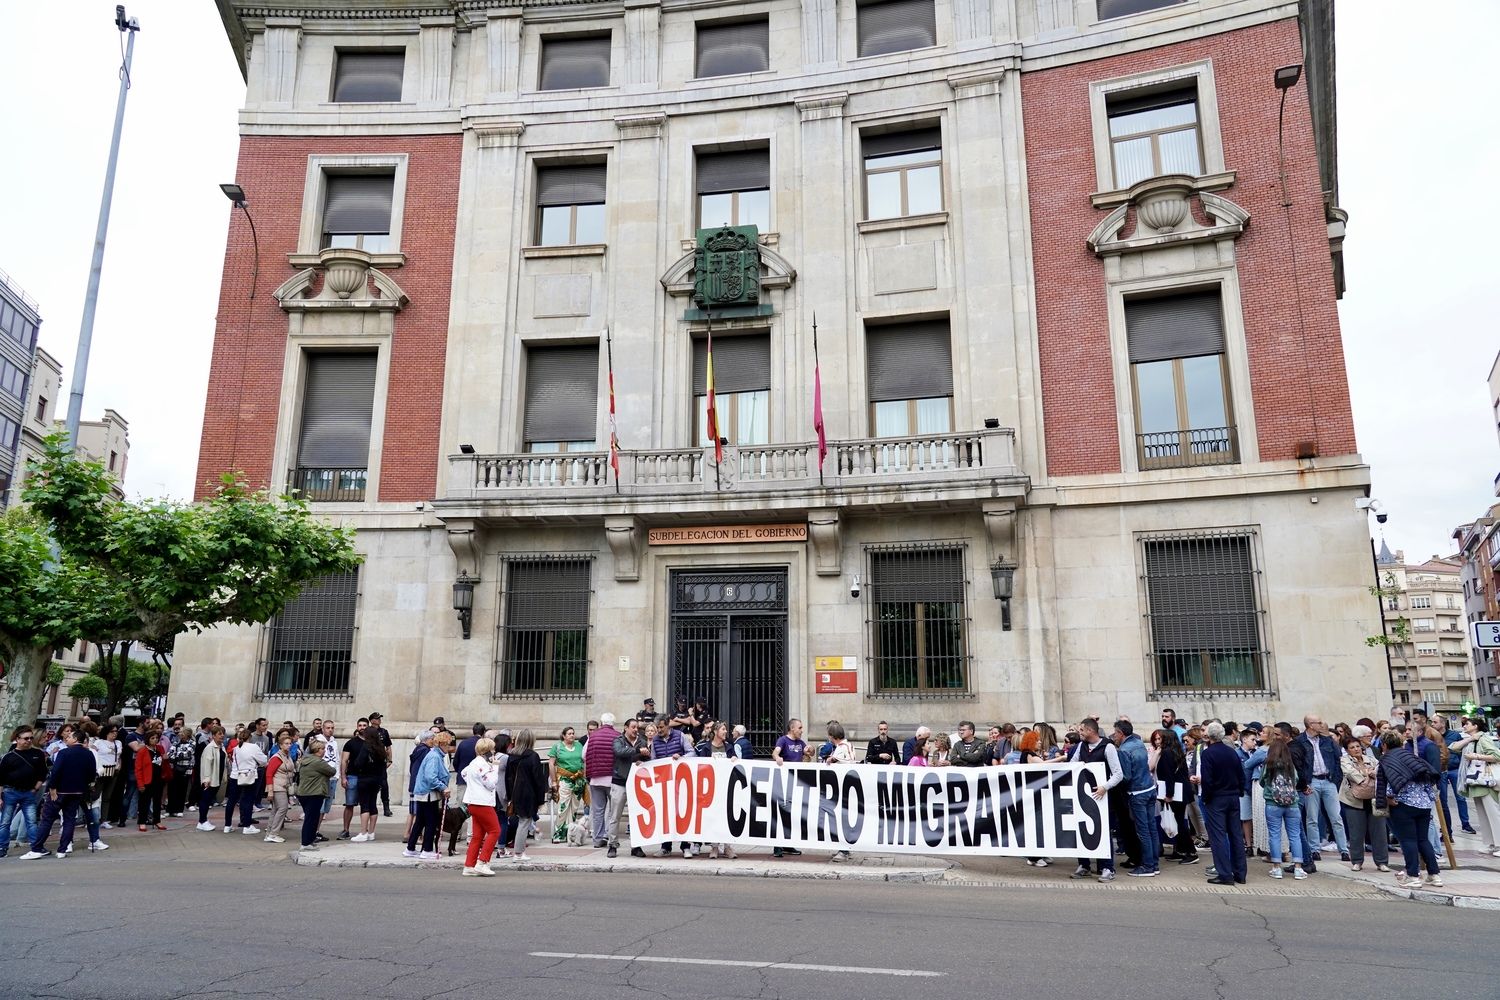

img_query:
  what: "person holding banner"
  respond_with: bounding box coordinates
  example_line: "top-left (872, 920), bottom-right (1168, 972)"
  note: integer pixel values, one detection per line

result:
top-left (771, 720), bottom-right (807, 858)
top-left (825, 723), bottom-right (855, 863)
top-left (1069, 719), bottom-right (1123, 882)
top-left (651, 717), bottom-right (694, 858)
top-left (607, 718), bottom-right (650, 858)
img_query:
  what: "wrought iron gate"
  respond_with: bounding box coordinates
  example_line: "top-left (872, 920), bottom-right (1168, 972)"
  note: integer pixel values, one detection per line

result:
top-left (669, 569), bottom-right (788, 755)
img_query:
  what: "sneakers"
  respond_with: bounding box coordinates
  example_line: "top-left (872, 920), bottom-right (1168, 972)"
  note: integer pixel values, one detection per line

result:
top-left (1293, 866), bottom-right (1308, 879)
top-left (314, 833), bottom-right (328, 842)
top-left (1424, 874), bottom-right (1444, 888)
top-left (263, 835), bottom-right (285, 844)
top-left (419, 851), bottom-right (441, 861)
top-left (630, 847), bottom-right (646, 858)
top-left (684, 846), bottom-right (696, 858)
top-left (475, 862), bottom-right (496, 876)
top-left (1461, 826), bottom-right (1478, 835)
top-left (101, 822), bottom-right (113, 830)
top-left (513, 852), bottom-right (530, 861)
top-left (1339, 851), bottom-right (1350, 862)
top-left (1268, 866), bottom-right (1284, 879)
top-left (1070, 864), bottom-right (1092, 879)
top-left (830, 851), bottom-right (850, 863)
top-left (241, 826), bottom-right (261, 835)
top-left (1127, 866), bottom-right (1157, 877)
top-left (1310, 851), bottom-right (1322, 861)
top-left (1097, 869), bottom-right (1116, 883)
top-left (351, 832), bottom-right (371, 843)
top-left (1033, 858), bottom-right (1050, 867)
top-left (462, 865), bottom-right (480, 876)
top-left (19, 850), bottom-right (50, 860)
top-left (660, 846), bottom-right (673, 857)
top-left (402, 848), bottom-right (420, 858)
top-left (1394, 873), bottom-right (1420, 888)
top-left (773, 848), bottom-right (784, 858)
top-left (337, 830), bottom-right (352, 840)
top-left (89, 841), bottom-right (109, 852)
top-left (301, 844), bottom-right (319, 851)
top-left (196, 821), bottom-right (215, 832)
top-left (61, 843), bottom-right (73, 855)
top-left (1319, 840), bottom-right (1336, 852)
top-left (1177, 854), bottom-right (1200, 865)
top-left (607, 845), bottom-right (618, 858)
top-left (223, 825), bottom-right (234, 834)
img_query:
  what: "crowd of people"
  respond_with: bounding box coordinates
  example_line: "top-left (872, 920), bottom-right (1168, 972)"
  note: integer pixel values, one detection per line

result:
top-left (5, 695), bottom-right (1499, 891)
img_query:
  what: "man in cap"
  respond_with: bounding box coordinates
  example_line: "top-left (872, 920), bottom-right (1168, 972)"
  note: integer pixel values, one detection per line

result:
top-left (367, 712), bottom-right (393, 817)
top-left (634, 698), bottom-right (657, 724)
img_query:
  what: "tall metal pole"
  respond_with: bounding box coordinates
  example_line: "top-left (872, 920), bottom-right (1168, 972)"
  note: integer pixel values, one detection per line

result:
top-left (65, 8), bottom-right (140, 449)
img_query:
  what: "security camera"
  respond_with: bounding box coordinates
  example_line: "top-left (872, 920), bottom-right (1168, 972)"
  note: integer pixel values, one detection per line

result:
top-left (1376, 512), bottom-right (1388, 524)
top-left (849, 574), bottom-right (860, 600)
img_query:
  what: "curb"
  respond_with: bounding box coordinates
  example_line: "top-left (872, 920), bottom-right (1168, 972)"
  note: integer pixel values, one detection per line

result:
top-left (292, 851), bottom-right (950, 883)
top-left (1318, 867), bottom-right (1500, 910)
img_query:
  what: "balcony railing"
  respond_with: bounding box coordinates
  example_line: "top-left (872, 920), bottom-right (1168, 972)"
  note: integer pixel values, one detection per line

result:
top-left (1137, 426), bottom-right (1238, 471)
top-left (287, 466), bottom-right (367, 502)
top-left (448, 428), bottom-right (1019, 502)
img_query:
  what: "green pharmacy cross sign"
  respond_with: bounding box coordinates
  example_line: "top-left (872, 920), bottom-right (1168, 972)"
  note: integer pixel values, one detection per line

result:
top-left (688, 225), bottom-right (772, 320)
top-left (1461, 699), bottom-right (1479, 716)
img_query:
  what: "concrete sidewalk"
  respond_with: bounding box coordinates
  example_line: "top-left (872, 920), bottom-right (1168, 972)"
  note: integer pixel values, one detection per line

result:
top-left (1313, 829), bottom-right (1500, 909)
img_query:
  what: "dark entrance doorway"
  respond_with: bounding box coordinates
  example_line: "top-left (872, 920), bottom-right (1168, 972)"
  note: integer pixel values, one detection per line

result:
top-left (668, 568), bottom-right (788, 755)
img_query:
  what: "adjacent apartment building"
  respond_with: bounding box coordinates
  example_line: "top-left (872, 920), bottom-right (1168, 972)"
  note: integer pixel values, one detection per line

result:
top-left (1375, 546), bottom-right (1473, 715)
top-left (0, 267), bottom-right (42, 509)
top-left (173, 0), bottom-right (1384, 747)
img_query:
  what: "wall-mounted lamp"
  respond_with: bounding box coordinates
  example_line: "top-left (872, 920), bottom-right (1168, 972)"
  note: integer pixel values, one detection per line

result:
top-left (458, 443), bottom-right (476, 455)
top-left (983, 417), bottom-right (1000, 429)
top-left (990, 561), bottom-right (1016, 631)
top-left (452, 572), bottom-right (478, 639)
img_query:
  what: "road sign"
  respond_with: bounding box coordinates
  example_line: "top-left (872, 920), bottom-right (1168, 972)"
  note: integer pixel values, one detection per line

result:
top-left (1473, 622), bottom-right (1500, 649)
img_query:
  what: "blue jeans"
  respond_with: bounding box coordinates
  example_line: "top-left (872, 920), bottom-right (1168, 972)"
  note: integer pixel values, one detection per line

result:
top-left (0, 788), bottom-right (40, 855)
top-left (1389, 802), bottom-right (1439, 877)
top-left (1439, 770), bottom-right (1471, 830)
top-left (1301, 778), bottom-right (1348, 855)
top-left (31, 794), bottom-right (84, 853)
top-left (1127, 793), bottom-right (1159, 870)
top-left (1265, 800), bottom-right (1305, 865)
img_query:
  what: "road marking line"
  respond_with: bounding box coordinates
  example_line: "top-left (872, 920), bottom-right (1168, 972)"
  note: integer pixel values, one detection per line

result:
top-left (529, 952), bottom-right (943, 977)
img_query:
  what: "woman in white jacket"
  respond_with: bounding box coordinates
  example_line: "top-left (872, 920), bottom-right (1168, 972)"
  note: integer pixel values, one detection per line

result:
top-left (224, 737), bottom-right (268, 834)
top-left (461, 738), bottom-right (502, 876)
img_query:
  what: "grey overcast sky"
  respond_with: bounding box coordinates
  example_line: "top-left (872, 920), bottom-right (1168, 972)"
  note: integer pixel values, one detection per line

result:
top-left (0, 1), bottom-right (1494, 559)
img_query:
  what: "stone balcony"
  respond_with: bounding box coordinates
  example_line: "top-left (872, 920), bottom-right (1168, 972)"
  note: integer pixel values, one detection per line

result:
top-left (438, 427), bottom-right (1027, 524)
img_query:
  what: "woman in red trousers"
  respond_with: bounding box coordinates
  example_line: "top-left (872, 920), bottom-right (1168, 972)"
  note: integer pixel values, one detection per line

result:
top-left (460, 738), bottom-right (502, 876)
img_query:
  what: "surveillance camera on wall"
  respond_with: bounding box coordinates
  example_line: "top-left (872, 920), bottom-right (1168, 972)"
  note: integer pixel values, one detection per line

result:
top-left (849, 574), bottom-right (860, 600)
top-left (1376, 512), bottom-right (1388, 524)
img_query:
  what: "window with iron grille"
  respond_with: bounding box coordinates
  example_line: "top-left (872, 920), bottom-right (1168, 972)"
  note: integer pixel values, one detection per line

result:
top-left (866, 544), bottom-right (969, 694)
top-left (1141, 531), bottom-right (1269, 695)
top-left (256, 570), bottom-right (359, 699)
top-left (496, 556), bottom-right (593, 699)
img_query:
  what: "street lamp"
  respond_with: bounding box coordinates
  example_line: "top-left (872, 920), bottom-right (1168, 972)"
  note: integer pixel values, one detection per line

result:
top-left (990, 561), bottom-right (1016, 632)
top-left (219, 181), bottom-right (260, 300)
top-left (452, 572), bottom-right (478, 640)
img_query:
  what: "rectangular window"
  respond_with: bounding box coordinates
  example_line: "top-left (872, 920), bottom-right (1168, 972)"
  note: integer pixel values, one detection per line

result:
top-left (1107, 85), bottom-right (1202, 189)
top-left (257, 570), bottom-right (359, 698)
top-left (1, 302), bottom-right (36, 350)
top-left (857, 0), bottom-right (937, 57)
top-left (497, 556), bottom-right (592, 697)
top-left (0, 414), bottom-right (18, 450)
top-left (1413, 619), bottom-right (1435, 632)
top-left (693, 334), bottom-right (771, 447)
top-left (1416, 646), bottom-right (1439, 657)
top-left (867, 544), bottom-right (968, 693)
top-left (35, 397), bottom-right (46, 423)
top-left (293, 352), bottom-right (376, 502)
top-left (1127, 290), bottom-right (1236, 469)
top-left (695, 19), bottom-right (769, 79)
top-left (539, 35), bottom-right (611, 90)
top-left (866, 320), bottom-right (953, 437)
top-left (524, 344), bottom-right (599, 452)
top-left (332, 49), bottom-right (405, 103)
top-left (1411, 595), bottom-right (1432, 609)
top-left (1097, 0), bottom-right (1188, 19)
top-left (321, 174), bottom-right (395, 253)
top-left (108, 451), bottom-right (118, 472)
top-left (862, 128), bottom-right (942, 220)
top-left (535, 164), bottom-right (606, 246)
top-left (696, 148), bottom-right (771, 232)
top-left (1143, 531), bottom-right (1267, 694)
top-left (0, 356), bottom-right (23, 400)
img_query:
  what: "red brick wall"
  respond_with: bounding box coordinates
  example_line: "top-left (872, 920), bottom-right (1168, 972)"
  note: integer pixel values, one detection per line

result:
top-left (1023, 17), bottom-right (1357, 477)
top-left (195, 134), bottom-right (460, 502)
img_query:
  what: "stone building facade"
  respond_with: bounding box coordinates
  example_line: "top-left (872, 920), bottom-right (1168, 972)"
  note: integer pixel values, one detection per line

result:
top-left (0, 266), bottom-right (42, 509)
top-left (173, 0), bottom-right (1384, 747)
top-left (1375, 547), bottom-right (1472, 716)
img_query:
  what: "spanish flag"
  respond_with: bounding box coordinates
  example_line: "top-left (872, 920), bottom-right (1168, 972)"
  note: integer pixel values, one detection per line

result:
top-left (706, 322), bottom-right (722, 465)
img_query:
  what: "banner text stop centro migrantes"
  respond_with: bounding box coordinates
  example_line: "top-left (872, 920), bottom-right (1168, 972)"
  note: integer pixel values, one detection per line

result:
top-left (627, 759), bottom-right (1112, 857)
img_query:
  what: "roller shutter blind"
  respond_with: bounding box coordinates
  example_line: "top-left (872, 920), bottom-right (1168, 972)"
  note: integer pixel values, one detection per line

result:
top-left (869, 548), bottom-right (964, 603)
top-left (865, 322), bottom-right (953, 402)
top-left (1125, 292), bottom-right (1225, 364)
top-left (857, 0), bottom-right (938, 58)
top-left (332, 50), bottom-right (404, 102)
top-left (862, 127), bottom-right (942, 160)
top-left (297, 353), bottom-right (377, 468)
top-left (696, 149), bottom-right (770, 194)
top-left (539, 36), bottom-right (611, 90)
top-left (695, 20), bottom-right (770, 78)
top-left (1144, 536), bottom-right (1259, 651)
top-left (692, 334), bottom-right (771, 395)
top-left (1097, 0), bottom-right (1186, 22)
top-left (506, 559), bottom-right (592, 629)
top-left (267, 570), bottom-right (359, 660)
top-left (536, 165), bottom-right (607, 206)
top-left (322, 175), bottom-right (394, 237)
top-left (524, 344), bottom-right (599, 443)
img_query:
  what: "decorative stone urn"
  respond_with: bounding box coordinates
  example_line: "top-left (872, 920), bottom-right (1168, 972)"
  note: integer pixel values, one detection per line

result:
top-left (317, 247), bottom-right (373, 299)
top-left (1132, 174), bottom-right (1196, 234)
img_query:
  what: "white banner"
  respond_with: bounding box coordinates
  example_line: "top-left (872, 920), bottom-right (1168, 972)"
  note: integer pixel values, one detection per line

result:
top-left (627, 759), bottom-right (1112, 857)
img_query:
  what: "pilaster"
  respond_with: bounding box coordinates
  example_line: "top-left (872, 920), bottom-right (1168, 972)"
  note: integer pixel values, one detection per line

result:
top-left (623, 0), bottom-right (662, 88)
top-left (418, 16), bottom-right (455, 108)
top-left (795, 93), bottom-right (851, 440)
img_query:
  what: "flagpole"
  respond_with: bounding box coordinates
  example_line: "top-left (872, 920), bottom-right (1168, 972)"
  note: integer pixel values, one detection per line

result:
top-left (813, 312), bottom-right (825, 487)
top-left (605, 325), bottom-right (621, 494)
top-left (707, 310), bottom-right (720, 492)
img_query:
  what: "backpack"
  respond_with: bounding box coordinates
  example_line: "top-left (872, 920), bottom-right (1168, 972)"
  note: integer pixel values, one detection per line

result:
top-left (1263, 768), bottom-right (1298, 807)
top-left (168, 741), bottom-right (196, 770)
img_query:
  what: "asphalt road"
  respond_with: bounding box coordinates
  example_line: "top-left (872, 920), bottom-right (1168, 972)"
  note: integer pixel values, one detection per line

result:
top-left (0, 855), bottom-right (1483, 1000)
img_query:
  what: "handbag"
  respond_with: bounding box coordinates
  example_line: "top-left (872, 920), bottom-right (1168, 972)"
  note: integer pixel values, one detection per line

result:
top-left (1347, 769), bottom-right (1376, 801)
top-left (1159, 807), bottom-right (1179, 839)
top-left (1464, 758), bottom-right (1500, 790)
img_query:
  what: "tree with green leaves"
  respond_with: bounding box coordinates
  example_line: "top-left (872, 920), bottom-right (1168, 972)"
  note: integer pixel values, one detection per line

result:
top-left (0, 435), bottom-right (361, 737)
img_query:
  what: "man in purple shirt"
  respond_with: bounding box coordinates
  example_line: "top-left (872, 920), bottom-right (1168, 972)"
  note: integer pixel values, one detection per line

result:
top-left (771, 719), bottom-right (806, 858)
